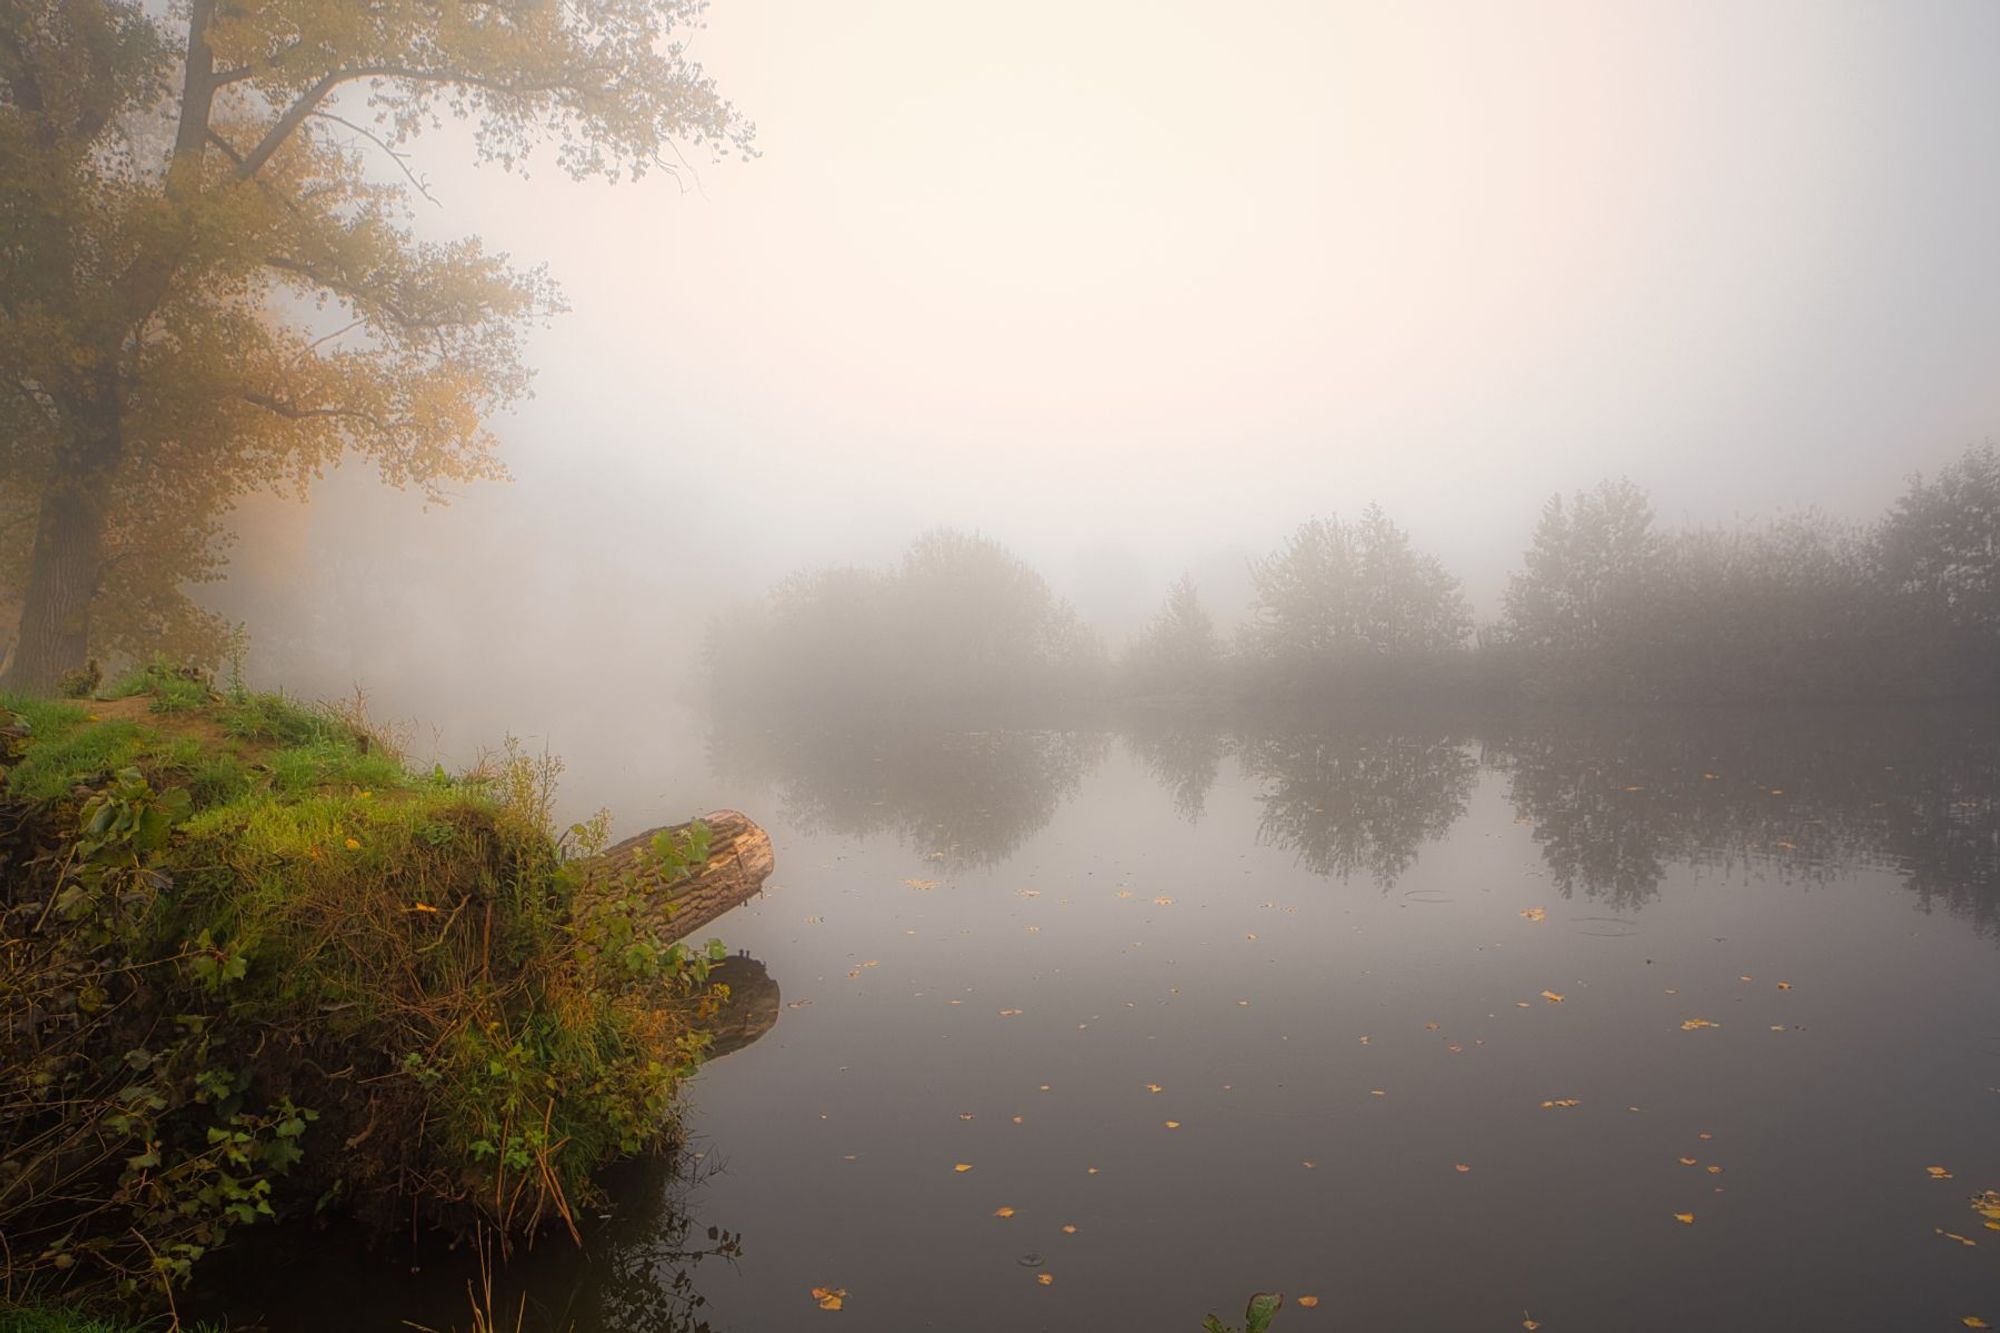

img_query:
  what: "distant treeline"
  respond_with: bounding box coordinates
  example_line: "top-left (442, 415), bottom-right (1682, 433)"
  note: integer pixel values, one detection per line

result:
top-left (706, 444), bottom-right (1998, 707)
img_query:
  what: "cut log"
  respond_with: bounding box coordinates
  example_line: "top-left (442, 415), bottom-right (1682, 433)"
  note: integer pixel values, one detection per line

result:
top-left (574, 809), bottom-right (774, 944)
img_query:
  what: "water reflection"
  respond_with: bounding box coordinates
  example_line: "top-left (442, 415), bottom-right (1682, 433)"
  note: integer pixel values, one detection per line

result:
top-left (1119, 712), bottom-right (1230, 822)
top-left (1486, 708), bottom-right (2000, 927)
top-left (1238, 724), bottom-right (1478, 885)
top-left (709, 706), bottom-right (1997, 925)
top-left (709, 716), bottom-right (1108, 867)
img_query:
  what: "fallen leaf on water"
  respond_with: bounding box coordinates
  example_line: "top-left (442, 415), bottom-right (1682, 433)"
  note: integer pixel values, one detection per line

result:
top-left (1777, 981), bottom-right (1793, 990)
top-left (1929, 1166), bottom-right (1956, 1180)
top-left (1296, 1296), bottom-right (1320, 1308)
top-left (1973, 1191), bottom-right (2000, 1223)
top-left (1679, 1157), bottom-right (1698, 1166)
top-left (1370, 1089), bottom-right (1387, 1097)
top-left (999, 1008), bottom-right (1023, 1017)
top-left (845, 969), bottom-right (860, 979)
top-left (1520, 907), bottom-right (1547, 922)
top-left (1358, 1035), bottom-right (1370, 1044)
top-left (1523, 1315), bottom-right (1541, 1331)
top-left (810, 1287), bottom-right (846, 1311)
top-left (1086, 1166), bottom-right (1100, 1174)
top-left (1425, 1022), bottom-right (1440, 1031)
top-left (1674, 1212), bottom-right (1695, 1224)
top-left (904, 878), bottom-right (937, 891)
top-left (1115, 889), bottom-right (1134, 900)
top-left (993, 1207), bottom-right (1015, 1218)
top-left (1238, 1000), bottom-right (1251, 1007)
top-left (1012, 1115), bottom-right (1024, 1124)
top-left (1706, 1165), bottom-right (1723, 1175)
top-left (1541, 991), bottom-right (1565, 1004)
top-left (1153, 896), bottom-right (1175, 907)
top-left (1680, 1018), bottom-right (1720, 1031)
top-left (1455, 1163), bottom-right (1471, 1173)
top-left (1061, 1224), bottom-right (1077, 1234)
top-left (1540, 1099), bottom-right (1581, 1109)
top-left (953, 1163), bottom-right (972, 1173)
top-left (1164, 1120), bottom-right (1181, 1129)
top-left (1938, 1229), bottom-right (1977, 1247)
top-left (1963, 1320), bottom-right (1989, 1329)
top-left (1036, 1273), bottom-right (1054, 1286)
top-left (1246, 933), bottom-right (1258, 941)
top-left (1144, 1082), bottom-right (1164, 1093)
top-left (1515, 1002), bottom-right (1531, 1008)
top-left (1698, 1132), bottom-right (1712, 1140)
top-left (1302, 1160), bottom-right (1317, 1168)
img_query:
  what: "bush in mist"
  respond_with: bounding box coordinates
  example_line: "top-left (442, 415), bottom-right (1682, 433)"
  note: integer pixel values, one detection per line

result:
top-left (1118, 574), bottom-right (1227, 699)
top-left (706, 530), bottom-right (1106, 709)
top-left (1235, 505), bottom-right (1473, 697)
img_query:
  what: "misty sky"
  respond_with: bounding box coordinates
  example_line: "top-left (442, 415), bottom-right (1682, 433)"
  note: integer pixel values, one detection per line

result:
top-left (234, 0), bottom-right (2000, 696)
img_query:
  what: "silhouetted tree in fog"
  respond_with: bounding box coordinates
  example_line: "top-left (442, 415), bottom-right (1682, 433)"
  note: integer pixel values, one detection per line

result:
top-left (1240, 505), bottom-right (1470, 695)
top-left (1119, 574), bottom-right (1225, 698)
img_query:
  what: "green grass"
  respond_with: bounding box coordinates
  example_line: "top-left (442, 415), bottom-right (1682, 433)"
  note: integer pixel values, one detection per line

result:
top-left (0, 697), bottom-right (153, 801)
top-left (0, 1306), bottom-right (221, 1333)
top-left (1, 668), bottom-right (720, 1307)
top-left (105, 658), bottom-right (214, 714)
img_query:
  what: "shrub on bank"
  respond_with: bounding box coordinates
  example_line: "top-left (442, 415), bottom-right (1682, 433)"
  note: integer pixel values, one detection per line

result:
top-left (0, 665), bottom-right (725, 1306)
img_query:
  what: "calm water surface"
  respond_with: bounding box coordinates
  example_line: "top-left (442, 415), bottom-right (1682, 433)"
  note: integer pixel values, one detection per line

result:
top-left (222, 707), bottom-right (2000, 1332)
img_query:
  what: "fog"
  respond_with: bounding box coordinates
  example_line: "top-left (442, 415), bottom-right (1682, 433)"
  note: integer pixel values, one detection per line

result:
top-left (204, 0), bottom-right (2000, 792)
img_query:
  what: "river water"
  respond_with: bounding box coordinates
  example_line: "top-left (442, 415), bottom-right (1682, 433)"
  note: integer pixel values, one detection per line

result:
top-left (216, 705), bottom-right (2000, 1332)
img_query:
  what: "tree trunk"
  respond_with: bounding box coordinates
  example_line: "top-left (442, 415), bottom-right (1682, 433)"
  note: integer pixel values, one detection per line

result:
top-left (573, 810), bottom-right (775, 944)
top-left (2, 469), bottom-right (109, 696)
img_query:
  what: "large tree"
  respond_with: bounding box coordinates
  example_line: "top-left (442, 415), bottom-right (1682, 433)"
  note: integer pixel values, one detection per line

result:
top-left (0, 0), bottom-right (752, 691)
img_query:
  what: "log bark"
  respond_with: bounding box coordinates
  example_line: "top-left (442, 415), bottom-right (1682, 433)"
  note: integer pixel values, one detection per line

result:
top-left (574, 809), bottom-right (774, 944)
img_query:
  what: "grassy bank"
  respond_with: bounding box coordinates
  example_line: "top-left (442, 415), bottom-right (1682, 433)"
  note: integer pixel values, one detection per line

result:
top-left (0, 665), bottom-right (727, 1310)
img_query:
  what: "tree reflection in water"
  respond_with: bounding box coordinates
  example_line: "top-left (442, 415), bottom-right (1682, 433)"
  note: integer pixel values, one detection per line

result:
top-left (710, 705), bottom-right (1997, 931)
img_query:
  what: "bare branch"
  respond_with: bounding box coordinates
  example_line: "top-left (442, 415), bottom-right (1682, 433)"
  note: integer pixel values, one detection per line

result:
top-left (308, 110), bottom-right (441, 206)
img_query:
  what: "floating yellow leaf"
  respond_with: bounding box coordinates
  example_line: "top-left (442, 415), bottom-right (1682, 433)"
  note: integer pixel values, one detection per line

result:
top-left (1061, 1224), bottom-right (1078, 1234)
top-left (1519, 907), bottom-right (1546, 922)
top-left (953, 1163), bottom-right (972, 1173)
top-left (1370, 1089), bottom-right (1386, 1097)
top-left (1706, 1165), bottom-right (1723, 1175)
top-left (1011, 1115), bottom-right (1024, 1124)
top-left (1929, 1166), bottom-right (1955, 1179)
top-left (1164, 1120), bottom-right (1181, 1129)
top-left (1086, 1166), bottom-right (1100, 1174)
top-left (1144, 1082), bottom-right (1164, 1094)
top-left (1302, 1160), bottom-right (1317, 1168)
top-left (1540, 1098), bottom-right (1581, 1109)
top-left (1246, 933), bottom-right (1258, 940)
top-left (1523, 1317), bottom-right (1541, 1331)
top-left (1454, 1163), bottom-right (1471, 1173)
top-left (1963, 1320), bottom-right (1989, 1330)
top-left (1679, 1157), bottom-right (1697, 1166)
top-left (1296, 1296), bottom-right (1320, 1308)
top-left (1540, 991), bottom-right (1565, 1004)
top-left (810, 1287), bottom-right (846, 1311)
top-left (1939, 1230), bottom-right (1977, 1247)
top-left (1036, 1273), bottom-right (1054, 1286)
top-left (1424, 1022), bottom-right (1440, 1031)
top-left (1776, 981), bottom-right (1793, 990)
top-left (1358, 1035), bottom-right (1370, 1044)
top-left (993, 1206), bottom-right (1015, 1218)
top-left (1674, 1212), bottom-right (1695, 1224)
top-left (999, 1008), bottom-right (1023, 1017)
top-left (958, 1112), bottom-right (974, 1120)
top-left (1154, 896), bottom-right (1174, 907)
top-left (904, 878), bottom-right (937, 890)
top-left (1679, 1018), bottom-right (1719, 1031)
